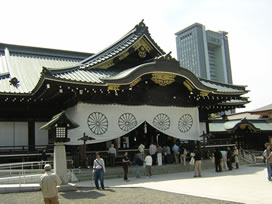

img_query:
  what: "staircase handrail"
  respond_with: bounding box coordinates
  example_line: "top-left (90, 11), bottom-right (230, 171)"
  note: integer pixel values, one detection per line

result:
top-left (239, 148), bottom-right (256, 164)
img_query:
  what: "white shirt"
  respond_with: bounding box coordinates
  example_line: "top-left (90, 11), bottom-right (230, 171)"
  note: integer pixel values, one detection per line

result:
top-left (138, 144), bottom-right (145, 153)
top-left (149, 144), bottom-right (157, 155)
top-left (40, 172), bottom-right (62, 198)
top-left (108, 147), bottom-right (116, 156)
top-left (93, 158), bottom-right (106, 171)
top-left (145, 155), bottom-right (153, 166)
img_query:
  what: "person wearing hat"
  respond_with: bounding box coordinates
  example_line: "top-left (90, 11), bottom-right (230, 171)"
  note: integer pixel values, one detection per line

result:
top-left (40, 164), bottom-right (62, 204)
top-left (264, 143), bottom-right (272, 181)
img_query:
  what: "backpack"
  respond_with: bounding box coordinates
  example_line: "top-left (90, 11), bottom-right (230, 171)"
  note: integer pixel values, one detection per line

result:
top-left (136, 158), bottom-right (143, 166)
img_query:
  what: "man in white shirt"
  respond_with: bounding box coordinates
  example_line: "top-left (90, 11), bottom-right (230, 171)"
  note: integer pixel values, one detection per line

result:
top-left (108, 144), bottom-right (117, 167)
top-left (40, 164), bottom-right (62, 204)
top-left (93, 153), bottom-right (106, 189)
top-left (149, 143), bottom-right (157, 165)
top-left (145, 153), bottom-right (153, 178)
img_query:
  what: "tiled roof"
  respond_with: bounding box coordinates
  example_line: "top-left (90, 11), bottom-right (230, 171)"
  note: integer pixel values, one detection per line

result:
top-left (209, 119), bottom-right (272, 132)
top-left (249, 104), bottom-right (272, 113)
top-left (80, 21), bottom-right (165, 69)
top-left (219, 99), bottom-right (248, 105)
top-left (200, 79), bottom-right (247, 94)
top-left (0, 50), bottom-right (82, 94)
top-left (52, 69), bottom-right (117, 84)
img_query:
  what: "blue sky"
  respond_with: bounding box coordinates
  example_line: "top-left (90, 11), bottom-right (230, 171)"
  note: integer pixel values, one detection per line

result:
top-left (1, 0), bottom-right (271, 112)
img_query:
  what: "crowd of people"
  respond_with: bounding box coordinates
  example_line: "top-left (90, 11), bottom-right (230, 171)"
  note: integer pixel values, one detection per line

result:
top-left (212, 146), bottom-right (239, 173)
top-left (105, 142), bottom-right (201, 182)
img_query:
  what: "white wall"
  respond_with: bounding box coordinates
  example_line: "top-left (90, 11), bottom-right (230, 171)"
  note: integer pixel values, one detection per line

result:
top-left (0, 122), bottom-right (14, 146)
top-left (14, 122), bottom-right (28, 146)
top-left (0, 122), bottom-right (28, 147)
top-left (35, 122), bottom-right (48, 146)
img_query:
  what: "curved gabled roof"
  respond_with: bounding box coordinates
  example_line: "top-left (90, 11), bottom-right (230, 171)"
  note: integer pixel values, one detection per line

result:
top-left (79, 20), bottom-right (165, 69)
top-left (38, 55), bottom-right (248, 97)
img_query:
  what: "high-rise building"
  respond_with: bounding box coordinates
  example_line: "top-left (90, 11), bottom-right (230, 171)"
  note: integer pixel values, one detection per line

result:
top-left (175, 23), bottom-right (233, 84)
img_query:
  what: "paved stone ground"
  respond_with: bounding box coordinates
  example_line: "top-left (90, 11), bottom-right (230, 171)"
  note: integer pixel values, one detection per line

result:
top-left (0, 187), bottom-right (240, 204)
top-left (1, 164), bottom-right (270, 204)
top-left (76, 163), bottom-right (270, 204)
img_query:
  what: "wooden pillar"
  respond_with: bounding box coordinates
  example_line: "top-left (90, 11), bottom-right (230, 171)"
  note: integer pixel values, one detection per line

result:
top-left (205, 120), bottom-right (210, 133)
top-left (114, 138), bottom-right (119, 152)
top-left (28, 121), bottom-right (35, 151)
top-left (79, 144), bottom-right (87, 168)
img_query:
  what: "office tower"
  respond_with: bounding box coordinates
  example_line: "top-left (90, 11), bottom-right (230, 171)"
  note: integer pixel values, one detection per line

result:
top-left (175, 23), bottom-right (233, 84)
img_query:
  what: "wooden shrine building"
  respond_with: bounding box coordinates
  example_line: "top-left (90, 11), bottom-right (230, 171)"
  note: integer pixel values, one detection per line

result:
top-left (0, 21), bottom-right (250, 157)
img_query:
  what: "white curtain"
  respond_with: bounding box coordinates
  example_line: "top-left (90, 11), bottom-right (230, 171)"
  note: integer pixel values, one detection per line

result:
top-left (65, 103), bottom-right (200, 145)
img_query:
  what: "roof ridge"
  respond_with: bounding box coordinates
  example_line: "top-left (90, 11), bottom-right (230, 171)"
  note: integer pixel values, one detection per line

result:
top-left (80, 20), bottom-right (165, 69)
top-left (0, 42), bottom-right (93, 59)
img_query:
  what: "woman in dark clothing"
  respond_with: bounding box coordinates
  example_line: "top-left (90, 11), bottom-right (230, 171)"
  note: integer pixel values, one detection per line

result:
top-left (214, 149), bottom-right (222, 172)
top-left (227, 147), bottom-right (233, 170)
top-left (41, 149), bottom-right (47, 162)
top-left (194, 150), bottom-right (202, 177)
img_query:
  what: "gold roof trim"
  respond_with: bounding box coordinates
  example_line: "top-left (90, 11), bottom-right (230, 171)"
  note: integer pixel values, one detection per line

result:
top-left (151, 73), bottom-right (176, 86)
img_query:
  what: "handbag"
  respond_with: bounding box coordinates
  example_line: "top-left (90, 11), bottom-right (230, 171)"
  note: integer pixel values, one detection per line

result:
top-left (189, 157), bottom-right (195, 166)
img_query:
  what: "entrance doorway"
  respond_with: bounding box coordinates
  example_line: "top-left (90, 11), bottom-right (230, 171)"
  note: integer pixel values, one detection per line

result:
top-left (117, 122), bottom-right (174, 150)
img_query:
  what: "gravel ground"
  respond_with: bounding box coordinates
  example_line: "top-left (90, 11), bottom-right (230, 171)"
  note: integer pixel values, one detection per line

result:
top-left (0, 187), bottom-right (241, 204)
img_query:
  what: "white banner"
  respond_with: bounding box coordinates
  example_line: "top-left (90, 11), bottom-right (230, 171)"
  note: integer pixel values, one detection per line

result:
top-left (65, 103), bottom-right (200, 145)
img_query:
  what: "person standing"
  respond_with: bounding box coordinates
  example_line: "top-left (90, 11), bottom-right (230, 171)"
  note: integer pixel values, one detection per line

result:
top-left (166, 145), bottom-right (172, 163)
top-left (214, 149), bottom-right (222, 172)
top-left (194, 150), bottom-right (202, 177)
top-left (180, 147), bottom-right (187, 166)
top-left (264, 143), bottom-right (272, 181)
top-left (138, 144), bottom-right (145, 161)
top-left (233, 146), bottom-right (239, 169)
top-left (108, 144), bottom-right (116, 167)
top-left (172, 143), bottom-right (180, 164)
top-left (122, 152), bottom-right (131, 181)
top-left (41, 149), bottom-right (47, 162)
top-left (93, 153), bottom-right (106, 190)
top-left (134, 153), bottom-right (143, 178)
top-left (220, 150), bottom-right (228, 171)
top-left (157, 144), bottom-right (163, 166)
top-left (226, 147), bottom-right (233, 171)
top-left (149, 143), bottom-right (157, 165)
top-left (40, 164), bottom-right (62, 204)
top-left (145, 153), bottom-right (153, 178)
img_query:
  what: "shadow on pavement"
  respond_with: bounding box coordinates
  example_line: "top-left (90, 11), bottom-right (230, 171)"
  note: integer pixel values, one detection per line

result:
top-left (60, 188), bottom-right (116, 200)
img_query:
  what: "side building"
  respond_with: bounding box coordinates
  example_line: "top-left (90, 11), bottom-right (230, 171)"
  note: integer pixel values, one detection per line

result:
top-left (175, 23), bottom-right (233, 84)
